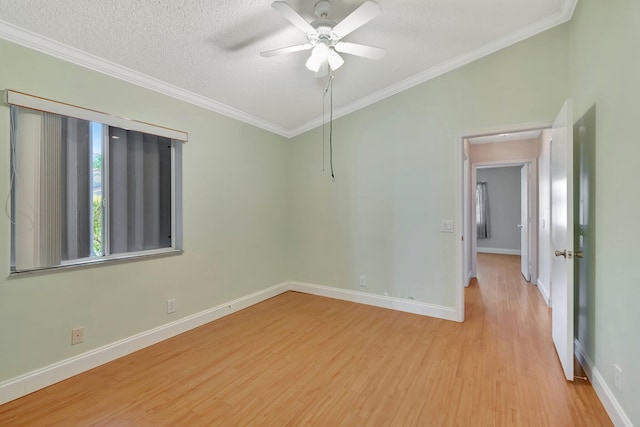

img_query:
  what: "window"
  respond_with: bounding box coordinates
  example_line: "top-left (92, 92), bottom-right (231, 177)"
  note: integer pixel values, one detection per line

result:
top-left (476, 181), bottom-right (489, 239)
top-left (8, 91), bottom-right (185, 273)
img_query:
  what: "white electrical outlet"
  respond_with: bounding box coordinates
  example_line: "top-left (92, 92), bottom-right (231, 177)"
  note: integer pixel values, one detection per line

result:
top-left (614, 364), bottom-right (623, 392)
top-left (167, 299), bottom-right (176, 314)
top-left (359, 275), bottom-right (366, 287)
top-left (441, 220), bottom-right (454, 233)
top-left (71, 327), bottom-right (84, 345)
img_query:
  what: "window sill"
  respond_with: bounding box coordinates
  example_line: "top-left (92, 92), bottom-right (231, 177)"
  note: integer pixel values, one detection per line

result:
top-left (8, 248), bottom-right (183, 278)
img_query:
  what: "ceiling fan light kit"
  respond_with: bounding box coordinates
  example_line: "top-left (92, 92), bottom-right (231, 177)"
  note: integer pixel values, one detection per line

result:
top-left (261, 0), bottom-right (385, 78)
top-left (327, 49), bottom-right (344, 70)
top-left (305, 42), bottom-right (330, 72)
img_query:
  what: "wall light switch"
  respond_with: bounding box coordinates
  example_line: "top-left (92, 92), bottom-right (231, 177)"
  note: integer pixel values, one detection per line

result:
top-left (441, 220), bottom-right (454, 233)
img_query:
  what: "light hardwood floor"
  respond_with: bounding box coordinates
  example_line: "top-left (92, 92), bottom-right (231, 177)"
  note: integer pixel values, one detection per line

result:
top-left (0, 254), bottom-right (611, 426)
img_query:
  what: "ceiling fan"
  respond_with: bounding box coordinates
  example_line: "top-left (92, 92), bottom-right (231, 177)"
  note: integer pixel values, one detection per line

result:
top-left (261, 0), bottom-right (385, 77)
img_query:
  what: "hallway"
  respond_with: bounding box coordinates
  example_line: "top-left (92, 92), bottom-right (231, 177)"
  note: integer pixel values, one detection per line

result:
top-left (465, 253), bottom-right (610, 425)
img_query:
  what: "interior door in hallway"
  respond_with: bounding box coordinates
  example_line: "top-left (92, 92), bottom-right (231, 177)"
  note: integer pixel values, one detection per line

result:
top-left (551, 100), bottom-right (574, 381)
top-left (520, 163), bottom-right (530, 281)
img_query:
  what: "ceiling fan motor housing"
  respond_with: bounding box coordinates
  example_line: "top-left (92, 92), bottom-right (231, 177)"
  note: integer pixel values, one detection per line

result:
top-left (314, 0), bottom-right (332, 18)
top-left (309, 23), bottom-right (339, 46)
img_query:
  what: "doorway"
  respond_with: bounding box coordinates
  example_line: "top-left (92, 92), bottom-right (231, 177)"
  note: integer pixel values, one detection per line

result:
top-left (457, 103), bottom-right (577, 382)
top-left (462, 129), bottom-right (545, 292)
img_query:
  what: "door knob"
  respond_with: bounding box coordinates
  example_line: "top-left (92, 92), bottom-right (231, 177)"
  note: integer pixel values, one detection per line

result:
top-left (555, 250), bottom-right (567, 258)
top-left (575, 251), bottom-right (583, 258)
top-left (517, 224), bottom-right (524, 228)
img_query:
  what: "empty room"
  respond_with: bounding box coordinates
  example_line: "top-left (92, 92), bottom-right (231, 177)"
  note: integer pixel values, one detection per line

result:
top-left (0, 0), bottom-right (637, 425)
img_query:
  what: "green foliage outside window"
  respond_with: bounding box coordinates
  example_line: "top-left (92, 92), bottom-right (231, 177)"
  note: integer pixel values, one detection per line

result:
top-left (93, 155), bottom-right (102, 170)
top-left (93, 195), bottom-right (103, 256)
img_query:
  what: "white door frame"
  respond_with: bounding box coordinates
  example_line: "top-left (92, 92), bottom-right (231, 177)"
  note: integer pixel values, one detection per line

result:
top-left (455, 121), bottom-right (552, 322)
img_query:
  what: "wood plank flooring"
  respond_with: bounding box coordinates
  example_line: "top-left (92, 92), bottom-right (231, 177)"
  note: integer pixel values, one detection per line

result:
top-left (0, 254), bottom-right (611, 426)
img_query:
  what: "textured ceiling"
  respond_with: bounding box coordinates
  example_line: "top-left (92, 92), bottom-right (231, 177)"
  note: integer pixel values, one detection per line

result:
top-left (0, 0), bottom-right (575, 137)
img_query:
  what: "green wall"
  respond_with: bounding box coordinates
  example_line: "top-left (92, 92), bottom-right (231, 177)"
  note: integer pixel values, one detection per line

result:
top-left (570, 0), bottom-right (640, 423)
top-left (287, 25), bottom-right (570, 306)
top-left (0, 39), bottom-right (289, 381)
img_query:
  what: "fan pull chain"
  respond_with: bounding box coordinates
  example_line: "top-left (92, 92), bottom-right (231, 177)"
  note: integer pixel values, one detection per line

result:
top-left (322, 80), bottom-right (327, 172)
top-left (323, 74), bottom-right (335, 181)
top-left (329, 74), bottom-right (335, 181)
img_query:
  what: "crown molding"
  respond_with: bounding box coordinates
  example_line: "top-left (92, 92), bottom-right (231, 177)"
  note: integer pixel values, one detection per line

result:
top-left (562, 0), bottom-right (579, 19)
top-left (0, 19), bottom-right (293, 138)
top-left (0, 0), bottom-right (577, 140)
top-left (288, 0), bottom-right (578, 138)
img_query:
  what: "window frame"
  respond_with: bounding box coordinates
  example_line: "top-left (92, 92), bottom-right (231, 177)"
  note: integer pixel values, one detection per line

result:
top-left (7, 90), bottom-right (186, 275)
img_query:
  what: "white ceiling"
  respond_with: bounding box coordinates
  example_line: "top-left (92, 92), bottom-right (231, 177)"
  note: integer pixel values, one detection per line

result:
top-left (0, 0), bottom-right (575, 137)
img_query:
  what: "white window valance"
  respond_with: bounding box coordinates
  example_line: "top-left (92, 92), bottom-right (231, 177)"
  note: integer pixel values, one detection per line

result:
top-left (6, 90), bottom-right (188, 142)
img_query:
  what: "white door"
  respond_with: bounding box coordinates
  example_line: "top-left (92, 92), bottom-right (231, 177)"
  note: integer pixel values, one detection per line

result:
top-left (551, 100), bottom-right (574, 381)
top-left (520, 164), bottom-right (530, 281)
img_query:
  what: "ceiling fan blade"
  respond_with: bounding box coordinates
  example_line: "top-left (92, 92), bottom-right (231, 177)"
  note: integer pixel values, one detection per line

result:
top-left (260, 43), bottom-right (313, 57)
top-left (334, 41), bottom-right (385, 60)
top-left (272, 1), bottom-right (316, 35)
top-left (331, 1), bottom-right (381, 38)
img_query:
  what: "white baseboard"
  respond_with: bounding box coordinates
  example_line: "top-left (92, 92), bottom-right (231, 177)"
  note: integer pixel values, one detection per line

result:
top-left (0, 282), bottom-right (289, 406)
top-left (477, 247), bottom-right (521, 255)
top-left (536, 278), bottom-right (551, 306)
top-left (574, 339), bottom-right (633, 427)
top-left (288, 281), bottom-right (459, 322)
